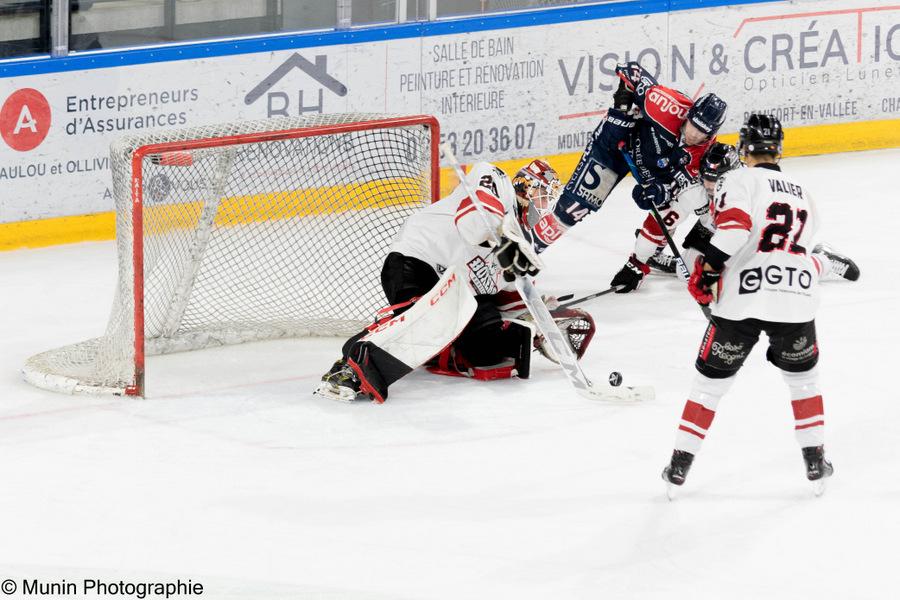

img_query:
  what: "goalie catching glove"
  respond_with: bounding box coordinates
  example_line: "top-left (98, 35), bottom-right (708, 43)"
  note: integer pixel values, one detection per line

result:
top-left (518, 306), bottom-right (597, 364)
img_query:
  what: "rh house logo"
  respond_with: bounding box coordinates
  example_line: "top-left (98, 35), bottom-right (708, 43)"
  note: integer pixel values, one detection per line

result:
top-left (244, 53), bottom-right (348, 117)
top-left (0, 88), bottom-right (51, 151)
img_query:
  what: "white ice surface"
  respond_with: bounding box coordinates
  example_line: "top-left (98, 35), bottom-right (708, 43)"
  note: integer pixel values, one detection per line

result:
top-left (1, 150), bottom-right (898, 599)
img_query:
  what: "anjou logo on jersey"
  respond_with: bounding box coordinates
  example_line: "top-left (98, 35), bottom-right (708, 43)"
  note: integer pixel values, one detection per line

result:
top-left (739, 265), bottom-right (813, 294)
top-left (534, 214), bottom-right (563, 246)
top-left (647, 89), bottom-right (689, 119)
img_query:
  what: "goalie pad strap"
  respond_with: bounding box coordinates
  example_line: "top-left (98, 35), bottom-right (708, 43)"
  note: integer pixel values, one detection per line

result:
top-left (366, 296), bottom-right (421, 332)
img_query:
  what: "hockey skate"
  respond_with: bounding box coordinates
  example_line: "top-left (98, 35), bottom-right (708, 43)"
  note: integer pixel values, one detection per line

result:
top-left (662, 450), bottom-right (694, 500)
top-left (647, 249), bottom-right (677, 275)
top-left (812, 243), bottom-right (860, 282)
top-left (315, 360), bottom-right (362, 402)
top-left (802, 445), bottom-right (834, 496)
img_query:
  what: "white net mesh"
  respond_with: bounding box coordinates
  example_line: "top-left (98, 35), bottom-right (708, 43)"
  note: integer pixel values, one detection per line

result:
top-left (24, 114), bottom-right (437, 396)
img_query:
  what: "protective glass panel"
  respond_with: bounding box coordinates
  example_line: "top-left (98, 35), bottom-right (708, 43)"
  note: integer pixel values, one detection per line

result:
top-left (0, 0), bottom-right (50, 58)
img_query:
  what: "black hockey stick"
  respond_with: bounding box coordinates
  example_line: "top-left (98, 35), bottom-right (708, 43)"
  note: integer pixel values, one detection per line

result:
top-left (618, 141), bottom-right (714, 322)
top-left (557, 285), bottom-right (621, 309)
top-left (617, 141), bottom-right (691, 281)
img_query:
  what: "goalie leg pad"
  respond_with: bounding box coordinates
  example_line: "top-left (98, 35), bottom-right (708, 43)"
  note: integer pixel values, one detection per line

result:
top-left (346, 342), bottom-right (412, 404)
top-left (346, 265), bottom-right (478, 402)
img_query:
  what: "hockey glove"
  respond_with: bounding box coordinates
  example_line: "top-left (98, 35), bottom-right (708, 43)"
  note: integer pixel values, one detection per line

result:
top-left (612, 78), bottom-right (634, 111)
top-left (615, 61), bottom-right (648, 91)
top-left (532, 307), bottom-right (596, 363)
top-left (632, 182), bottom-right (671, 211)
top-left (610, 254), bottom-right (650, 293)
top-left (688, 256), bottom-right (722, 306)
top-left (495, 235), bottom-right (539, 282)
top-left (682, 220), bottom-right (714, 254)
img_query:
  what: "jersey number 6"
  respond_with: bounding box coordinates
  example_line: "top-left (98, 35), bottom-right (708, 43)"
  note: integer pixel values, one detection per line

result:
top-left (757, 202), bottom-right (808, 254)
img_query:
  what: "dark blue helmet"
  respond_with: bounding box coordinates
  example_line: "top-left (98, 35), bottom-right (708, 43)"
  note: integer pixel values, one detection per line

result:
top-left (739, 113), bottom-right (784, 156)
top-left (686, 93), bottom-right (727, 136)
top-left (700, 143), bottom-right (739, 182)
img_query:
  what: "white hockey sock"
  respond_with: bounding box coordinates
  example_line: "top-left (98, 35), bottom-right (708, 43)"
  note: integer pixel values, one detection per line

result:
top-left (782, 367), bottom-right (825, 448)
top-left (811, 254), bottom-right (834, 278)
top-left (674, 372), bottom-right (737, 455)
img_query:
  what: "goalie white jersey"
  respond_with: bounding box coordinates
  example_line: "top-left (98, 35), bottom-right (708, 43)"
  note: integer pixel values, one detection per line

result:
top-left (709, 163), bottom-right (821, 322)
top-left (390, 161), bottom-right (520, 295)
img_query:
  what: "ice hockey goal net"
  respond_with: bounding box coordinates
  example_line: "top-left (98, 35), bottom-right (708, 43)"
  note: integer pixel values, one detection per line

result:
top-left (23, 114), bottom-right (440, 396)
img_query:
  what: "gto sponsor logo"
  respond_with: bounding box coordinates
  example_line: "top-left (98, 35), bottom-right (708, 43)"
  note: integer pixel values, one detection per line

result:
top-left (739, 265), bottom-right (813, 294)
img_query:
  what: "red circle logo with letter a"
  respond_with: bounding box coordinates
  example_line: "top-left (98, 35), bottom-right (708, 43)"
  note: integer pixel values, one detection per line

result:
top-left (0, 88), bottom-right (52, 151)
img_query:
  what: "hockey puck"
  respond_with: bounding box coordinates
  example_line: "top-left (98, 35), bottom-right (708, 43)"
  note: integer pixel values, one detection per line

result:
top-left (608, 371), bottom-right (623, 387)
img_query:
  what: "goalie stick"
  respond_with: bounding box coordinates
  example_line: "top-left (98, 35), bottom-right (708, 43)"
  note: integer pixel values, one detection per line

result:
top-left (618, 142), bottom-right (714, 322)
top-left (441, 146), bottom-right (653, 403)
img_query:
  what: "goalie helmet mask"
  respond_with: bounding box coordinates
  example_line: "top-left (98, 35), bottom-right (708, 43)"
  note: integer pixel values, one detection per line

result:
top-left (685, 93), bottom-right (727, 136)
top-left (739, 113), bottom-right (784, 156)
top-left (513, 159), bottom-right (562, 228)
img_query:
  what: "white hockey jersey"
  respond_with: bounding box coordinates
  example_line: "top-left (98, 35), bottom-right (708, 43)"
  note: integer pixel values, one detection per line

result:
top-left (632, 182), bottom-right (713, 263)
top-left (389, 161), bottom-right (520, 297)
top-left (709, 163), bottom-right (821, 322)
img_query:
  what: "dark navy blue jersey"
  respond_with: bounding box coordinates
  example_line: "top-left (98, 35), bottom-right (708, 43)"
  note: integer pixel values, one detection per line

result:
top-left (616, 62), bottom-right (714, 193)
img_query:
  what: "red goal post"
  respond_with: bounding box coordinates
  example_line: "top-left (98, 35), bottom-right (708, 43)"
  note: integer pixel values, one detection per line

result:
top-left (24, 114), bottom-right (440, 397)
